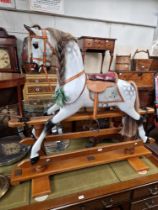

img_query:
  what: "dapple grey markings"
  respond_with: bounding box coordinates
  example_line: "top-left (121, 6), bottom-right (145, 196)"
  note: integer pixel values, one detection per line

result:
top-left (24, 25), bottom-right (149, 164)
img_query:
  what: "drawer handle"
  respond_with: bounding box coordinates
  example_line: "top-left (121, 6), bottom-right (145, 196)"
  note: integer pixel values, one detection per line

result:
top-left (101, 198), bottom-right (113, 208)
top-left (148, 186), bottom-right (158, 195)
top-left (143, 199), bottom-right (155, 209)
top-left (35, 88), bottom-right (40, 92)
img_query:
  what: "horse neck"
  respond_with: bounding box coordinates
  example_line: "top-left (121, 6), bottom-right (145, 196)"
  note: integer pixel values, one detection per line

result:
top-left (64, 41), bottom-right (84, 81)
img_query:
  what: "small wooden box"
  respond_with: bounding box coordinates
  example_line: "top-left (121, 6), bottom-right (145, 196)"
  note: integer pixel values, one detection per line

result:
top-left (115, 55), bottom-right (131, 71)
top-left (132, 49), bottom-right (152, 71)
top-left (132, 59), bottom-right (153, 71)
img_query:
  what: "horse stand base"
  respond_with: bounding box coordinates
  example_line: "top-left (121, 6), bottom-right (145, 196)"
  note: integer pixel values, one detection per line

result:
top-left (11, 141), bottom-right (151, 198)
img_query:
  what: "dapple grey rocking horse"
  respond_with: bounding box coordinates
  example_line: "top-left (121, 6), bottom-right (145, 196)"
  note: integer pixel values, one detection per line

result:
top-left (24, 25), bottom-right (150, 164)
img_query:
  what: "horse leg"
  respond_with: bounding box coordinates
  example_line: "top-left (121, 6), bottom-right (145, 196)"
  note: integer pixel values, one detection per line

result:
top-left (117, 104), bottom-right (148, 143)
top-left (44, 104), bottom-right (60, 115)
top-left (30, 104), bottom-right (81, 164)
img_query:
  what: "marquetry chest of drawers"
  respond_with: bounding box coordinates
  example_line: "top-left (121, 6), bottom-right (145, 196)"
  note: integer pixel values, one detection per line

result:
top-left (23, 74), bottom-right (57, 100)
top-left (78, 36), bottom-right (116, 73)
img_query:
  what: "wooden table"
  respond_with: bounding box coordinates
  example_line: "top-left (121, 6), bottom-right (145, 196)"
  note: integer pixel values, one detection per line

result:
top-left (78, 36), bottom-right (116, 73)
top-left (0, 73), bottom-right (25, 116)
top-left (1, 140), bottom-right (158, 210)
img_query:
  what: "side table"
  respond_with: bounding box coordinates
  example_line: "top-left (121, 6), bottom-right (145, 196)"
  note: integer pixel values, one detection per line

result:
top-left (0, 73), bottom-right (25, 116)
top-left (78, 36), bottom-right (116, 73)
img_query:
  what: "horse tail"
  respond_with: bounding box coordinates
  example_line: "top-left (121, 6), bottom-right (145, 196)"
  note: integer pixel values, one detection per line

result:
top-left (120, 81), bottom-right (140, 138)
top-left (129, 80), bottom-right (140, 112)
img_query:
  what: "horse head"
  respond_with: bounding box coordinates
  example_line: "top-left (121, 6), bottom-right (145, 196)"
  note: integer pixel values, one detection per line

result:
top-left (24, 24), bottom-right (55, 72)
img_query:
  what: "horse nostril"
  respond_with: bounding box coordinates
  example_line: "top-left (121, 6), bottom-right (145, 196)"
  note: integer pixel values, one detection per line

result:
top-left (33, 43), bottom-right (39, 49)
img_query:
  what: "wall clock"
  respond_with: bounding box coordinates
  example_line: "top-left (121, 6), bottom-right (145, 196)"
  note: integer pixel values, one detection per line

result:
top-left (0, 27), bottom-right (19, 73)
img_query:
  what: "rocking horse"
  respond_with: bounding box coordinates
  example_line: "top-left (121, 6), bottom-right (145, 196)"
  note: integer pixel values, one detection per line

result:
top-left (22, 25), bottom-right (151, 164)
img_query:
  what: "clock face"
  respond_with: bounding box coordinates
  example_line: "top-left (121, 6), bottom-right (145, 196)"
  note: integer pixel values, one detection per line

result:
top-left (0, 49), bottom-right (11, 69)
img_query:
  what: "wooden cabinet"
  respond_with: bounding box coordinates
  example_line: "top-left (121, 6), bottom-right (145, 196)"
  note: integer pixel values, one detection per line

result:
top-left (23, 74), bottom-right (57, 100)
top-left (78, 36), bottom-right (116, 73)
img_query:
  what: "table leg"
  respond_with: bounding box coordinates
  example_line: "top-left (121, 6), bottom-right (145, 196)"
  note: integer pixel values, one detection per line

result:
top-left (17, 85), bottom-right (23, 117)
top-left (109, 52), bottom-right (113, 71)
top-left (81, 51), bottom-right (86, 63)
top-left (100, 52), bottom-right (105, 73)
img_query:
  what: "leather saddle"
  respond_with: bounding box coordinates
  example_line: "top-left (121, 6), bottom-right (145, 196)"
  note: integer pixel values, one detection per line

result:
top-left (86, 72), bottom-right (118, 119)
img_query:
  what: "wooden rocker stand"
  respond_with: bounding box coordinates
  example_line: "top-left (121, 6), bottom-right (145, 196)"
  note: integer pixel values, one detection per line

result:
top-left (9, 107), bottom-right (154, 198)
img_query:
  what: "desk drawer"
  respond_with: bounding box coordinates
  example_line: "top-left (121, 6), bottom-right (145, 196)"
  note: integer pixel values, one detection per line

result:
top-left (26, 85), bottom-right (55, 94)
top-left (133, 183), bottom-right (158, 200)
top-left (26, 77), bottom-right (56, 84)
top-left (104, 40), bottom-right (115, 51)
top-left (131, 195), bottom-right (158, 210)
top-left (25, 74), bottom-right (57, 84)
top-left (65, 191), bottom-right (130, 210)
top-left (83, 38), bottom-right (114, 51)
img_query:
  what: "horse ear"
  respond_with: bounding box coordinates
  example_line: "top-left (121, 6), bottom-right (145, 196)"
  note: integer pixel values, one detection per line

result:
top-left (24, 24), bottom-right (36, 35)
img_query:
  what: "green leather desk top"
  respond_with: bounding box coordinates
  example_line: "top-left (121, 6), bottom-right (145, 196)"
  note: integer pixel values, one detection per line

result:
top-left (0, 140), bottom-right (158, 210)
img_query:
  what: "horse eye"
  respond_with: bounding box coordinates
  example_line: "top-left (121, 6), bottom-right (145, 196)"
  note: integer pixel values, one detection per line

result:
top-left (33, 42), bottom-right (39, 49)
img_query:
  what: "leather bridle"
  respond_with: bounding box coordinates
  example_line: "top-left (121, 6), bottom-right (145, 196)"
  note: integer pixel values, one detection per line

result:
top-left (28, 29), bottom-right (86, 103)
top-left (29, 29), bottom-right (56, 72)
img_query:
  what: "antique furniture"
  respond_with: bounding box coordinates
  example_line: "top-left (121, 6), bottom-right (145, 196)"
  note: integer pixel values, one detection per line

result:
top-left (115, 55), bottom-right (131, 71)
top-left (0, 28), bottom-right (19, 73)
top-left (23, 74), bottom-right (57, 101)
top-left (132, 49), bottom-right (152, 71)
top-left (78, 36), bottom-right (116, 73)
top-left (117, 71), bottom-right (155, 108)
top-left (1, 149), bottom-right (158, 210)
top-left (0, 73), bottom-right (25, 116)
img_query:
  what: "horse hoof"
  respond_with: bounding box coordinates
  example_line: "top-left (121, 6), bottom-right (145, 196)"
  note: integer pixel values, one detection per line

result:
top-left (43, 111), bottom-right (48, 116)
top-left (31, 156), bottom-right (39, 164)
top-left (146, 137), bottom-right (155, 144)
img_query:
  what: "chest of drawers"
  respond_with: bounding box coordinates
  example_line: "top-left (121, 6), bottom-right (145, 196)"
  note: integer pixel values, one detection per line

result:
top-left (23, 74), bottom-right (57, 100)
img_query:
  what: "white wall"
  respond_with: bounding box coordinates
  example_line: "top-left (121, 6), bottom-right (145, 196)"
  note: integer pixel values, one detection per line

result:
top-left (0, 0), bottom-right (158, 72)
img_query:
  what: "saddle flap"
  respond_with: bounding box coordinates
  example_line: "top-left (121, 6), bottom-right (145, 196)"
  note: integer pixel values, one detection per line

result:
top-left (87, 80), bottom-right (116, 93)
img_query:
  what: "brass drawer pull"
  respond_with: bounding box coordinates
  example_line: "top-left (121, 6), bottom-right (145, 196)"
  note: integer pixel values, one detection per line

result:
top-left (148, 186), bottom-right (158, 195)
top-left (35, 87), bottom-right (40, 92)
top-left (143, 199), bottom-right (155, 210)
top-left (101, 198), bottom-right (113, 208)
